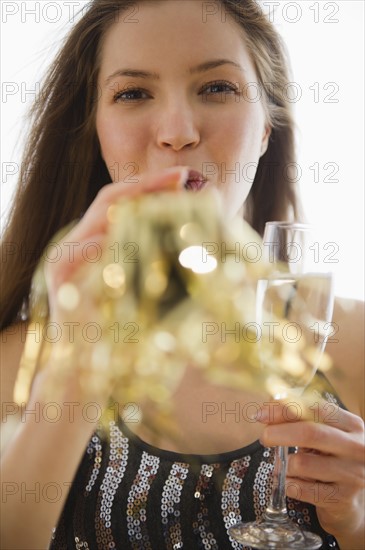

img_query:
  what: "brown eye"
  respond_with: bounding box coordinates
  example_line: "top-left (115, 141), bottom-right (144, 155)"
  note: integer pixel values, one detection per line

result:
top-left (200, 80), bottom-right (239, 97)
top-left (113, 88), bottom-right (150, 102)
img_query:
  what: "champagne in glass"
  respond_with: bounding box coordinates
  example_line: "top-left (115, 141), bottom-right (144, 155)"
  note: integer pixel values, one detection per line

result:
top-left (229, 222), bottom-right (335, 549)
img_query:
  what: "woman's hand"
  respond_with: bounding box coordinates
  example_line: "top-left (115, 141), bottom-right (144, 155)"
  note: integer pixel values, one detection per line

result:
top-left (36, 167), bottom-right (189, 408)
top-left (45, 167), bottom-right (189, 298)
top-left (259, 400), bottom-right (365, 549)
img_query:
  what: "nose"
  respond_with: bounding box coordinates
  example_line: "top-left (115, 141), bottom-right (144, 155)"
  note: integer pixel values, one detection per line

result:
top-left (156, 99), bottom-right (200, 151)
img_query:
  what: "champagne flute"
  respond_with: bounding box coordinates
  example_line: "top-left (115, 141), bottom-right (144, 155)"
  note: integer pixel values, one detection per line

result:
top-left (229, 222), bottom-right (335, 549)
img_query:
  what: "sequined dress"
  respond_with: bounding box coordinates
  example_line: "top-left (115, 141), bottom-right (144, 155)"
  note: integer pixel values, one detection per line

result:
top-left (50, 382), bottom-right (341, 550)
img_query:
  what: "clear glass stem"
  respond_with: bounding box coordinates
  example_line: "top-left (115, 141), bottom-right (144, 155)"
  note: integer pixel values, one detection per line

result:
top-left (228, 443), bottom-right (323, 548)
top-left (263, 445), bottom-right (288, 523)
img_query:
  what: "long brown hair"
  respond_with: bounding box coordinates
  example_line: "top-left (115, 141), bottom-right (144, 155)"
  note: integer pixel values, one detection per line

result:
top-left (0, 0), bottom-right (300, 331)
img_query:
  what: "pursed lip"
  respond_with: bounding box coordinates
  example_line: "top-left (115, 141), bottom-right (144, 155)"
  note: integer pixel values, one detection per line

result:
top-left (184, 168), bottom-right (208, 191)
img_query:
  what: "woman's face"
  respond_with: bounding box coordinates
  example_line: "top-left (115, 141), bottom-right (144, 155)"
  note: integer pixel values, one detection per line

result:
top-left (96, 0), bottom-right (270, 218)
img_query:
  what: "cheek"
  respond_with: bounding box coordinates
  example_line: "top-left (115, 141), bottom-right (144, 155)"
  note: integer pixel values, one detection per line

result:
top-left (209, 106), bottom-right (266, 166)
top-left (231, 115), bottom-right (264, 159)
top-left (207, 108), bottom-right (266, 217)
top-left (96, 111), bottom-right (147, 178)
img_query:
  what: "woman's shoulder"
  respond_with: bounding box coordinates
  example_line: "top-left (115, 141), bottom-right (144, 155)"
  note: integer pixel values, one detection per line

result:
top-left (324, 296), bottom-right (364, 419)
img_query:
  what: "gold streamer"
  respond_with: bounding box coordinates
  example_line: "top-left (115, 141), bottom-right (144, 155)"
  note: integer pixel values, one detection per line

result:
top-left (14, 190), bottom-right (333, 442)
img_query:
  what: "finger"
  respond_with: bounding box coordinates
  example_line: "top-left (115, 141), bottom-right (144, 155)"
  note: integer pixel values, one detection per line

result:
top-left (129, 165), bottom-right (190, 192)
top-left (257, 400), bottom-right (306, 424)
top-left (49, 168), bottom-right (184, 287)
top-left (287, 452), bottom-right (363, 485)
top-left (45, 233), bottom-right (106, 290)
top-left (260, 422), bottom-right (364, 461)
top-left (67, 166), bottom-right (189, 244)
top-left (299, 400), bottom-right (365, 433)
top-left (258, 399), bottom-right (364, 434)
top-left (285, 478), bottom-right (341, 509)
top-left (46, 168), bottom-right (190, 297)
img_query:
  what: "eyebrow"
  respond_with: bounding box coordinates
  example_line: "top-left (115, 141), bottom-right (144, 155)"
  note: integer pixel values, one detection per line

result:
top-left (104, 59), bottom-right (245, 86)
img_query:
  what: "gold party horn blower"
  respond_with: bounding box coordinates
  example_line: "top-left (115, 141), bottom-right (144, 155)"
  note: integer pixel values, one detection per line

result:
top-left (15, 189), bottom-right (313, 444)
top-left (94, 189), bottom-right (271, 441)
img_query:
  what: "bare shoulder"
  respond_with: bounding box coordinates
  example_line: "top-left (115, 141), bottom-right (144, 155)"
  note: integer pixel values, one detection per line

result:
top-left (0, 323), bottom-right (28, 421)
top-left (325, 297), bottom-right (365, 418)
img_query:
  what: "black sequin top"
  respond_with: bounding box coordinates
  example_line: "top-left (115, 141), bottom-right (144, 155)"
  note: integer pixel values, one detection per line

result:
top-left (50, 378), bottom-right (341, 550)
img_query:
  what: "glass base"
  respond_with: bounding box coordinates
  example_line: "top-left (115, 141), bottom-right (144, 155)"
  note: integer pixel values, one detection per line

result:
top-left (228, 519), bottom-right (323, 549)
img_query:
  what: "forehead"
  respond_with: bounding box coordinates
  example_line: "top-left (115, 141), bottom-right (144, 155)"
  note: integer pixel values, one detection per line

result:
top-left (98, 0), bottom-right (256, 78)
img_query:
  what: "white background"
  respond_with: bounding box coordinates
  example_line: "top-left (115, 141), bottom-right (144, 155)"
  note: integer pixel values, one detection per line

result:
top-left (1, 1), bottom-right (364, 300)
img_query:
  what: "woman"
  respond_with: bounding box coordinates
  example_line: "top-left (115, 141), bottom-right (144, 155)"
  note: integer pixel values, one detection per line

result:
top-left (1, 0), bottom-right (364, 548)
